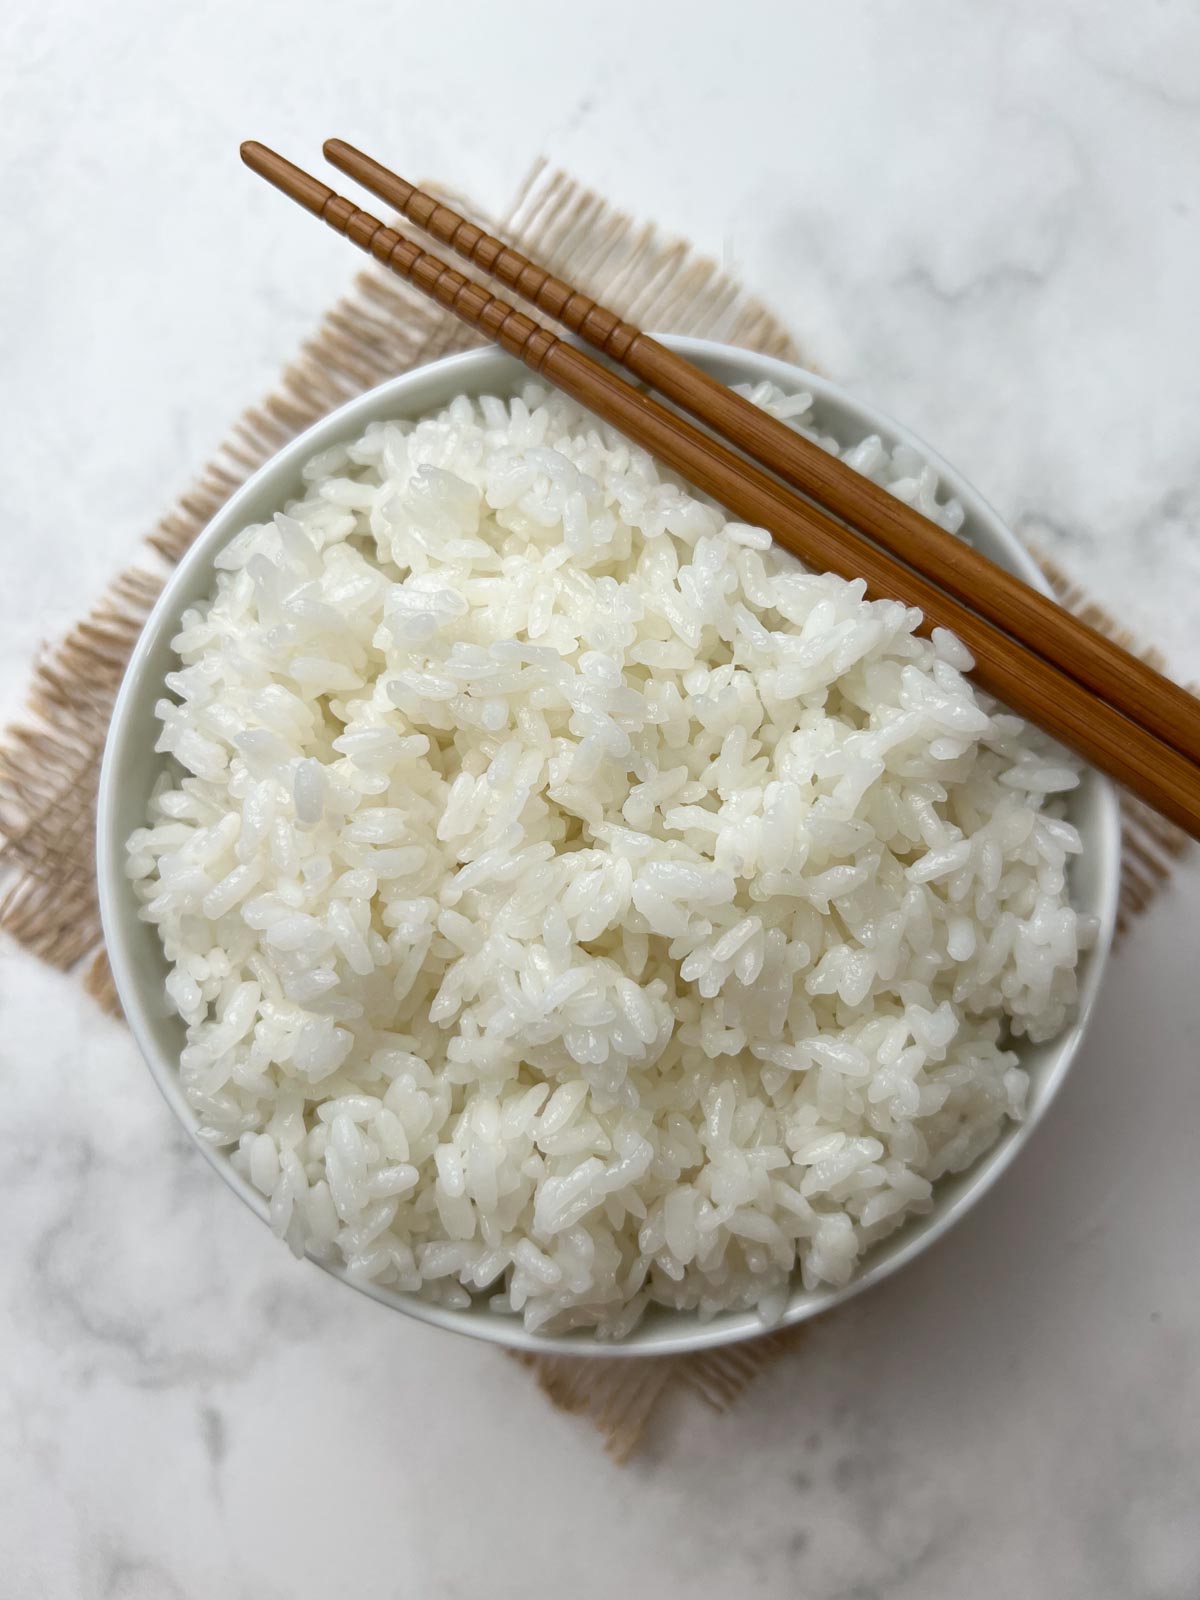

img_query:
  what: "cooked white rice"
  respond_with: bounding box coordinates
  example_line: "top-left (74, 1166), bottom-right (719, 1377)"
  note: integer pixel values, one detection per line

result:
top-left (128, 380), bottom-right (1092, 1337)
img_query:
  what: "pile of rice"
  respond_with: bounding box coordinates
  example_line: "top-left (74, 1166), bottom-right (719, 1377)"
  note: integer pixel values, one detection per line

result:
top-left (128, 380), bottom-right (1091, 1337)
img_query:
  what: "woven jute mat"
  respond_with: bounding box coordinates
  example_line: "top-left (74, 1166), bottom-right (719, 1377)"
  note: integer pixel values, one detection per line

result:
top-left (0, 163), bottom-right (1191, 1461)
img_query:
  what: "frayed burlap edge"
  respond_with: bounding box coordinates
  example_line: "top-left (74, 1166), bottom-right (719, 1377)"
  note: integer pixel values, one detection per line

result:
top-left (0, 163), bottom-right (1191, 1461)
top-left (515, 1324), bottom-right (816, 1462)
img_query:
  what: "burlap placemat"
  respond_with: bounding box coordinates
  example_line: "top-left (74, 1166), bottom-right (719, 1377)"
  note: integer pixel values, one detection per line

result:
top-left (0, 163), bottom-right (1191, 1461)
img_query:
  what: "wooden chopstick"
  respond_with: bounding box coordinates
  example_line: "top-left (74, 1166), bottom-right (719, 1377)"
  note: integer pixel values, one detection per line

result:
top-left (239, 142), bottom-right (1200, 840)
top-left (323, 138), bottom-right (1200, 773)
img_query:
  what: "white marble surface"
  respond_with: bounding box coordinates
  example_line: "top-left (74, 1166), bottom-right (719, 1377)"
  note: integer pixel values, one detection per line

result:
top-left (2, 2), bottom-right (1198, 1595)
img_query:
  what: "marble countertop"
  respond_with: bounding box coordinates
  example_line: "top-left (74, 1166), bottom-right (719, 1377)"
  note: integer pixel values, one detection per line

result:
top-left (3, 3), bottom-right (1198, 1595)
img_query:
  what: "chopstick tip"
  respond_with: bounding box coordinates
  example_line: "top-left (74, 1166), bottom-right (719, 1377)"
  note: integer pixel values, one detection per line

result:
top-left (239, 142), bottom-right (335, 217)
top-left (240, 140), bottom-right (272, 172)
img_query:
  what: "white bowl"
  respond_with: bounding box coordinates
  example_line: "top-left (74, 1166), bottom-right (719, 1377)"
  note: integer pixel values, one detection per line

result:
top-left (97, 337), bottom-right (1121, 1357)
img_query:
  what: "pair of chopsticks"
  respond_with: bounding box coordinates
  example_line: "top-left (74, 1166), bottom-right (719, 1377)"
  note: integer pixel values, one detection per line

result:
top-left (241, 140), bottom-right (1200, 840)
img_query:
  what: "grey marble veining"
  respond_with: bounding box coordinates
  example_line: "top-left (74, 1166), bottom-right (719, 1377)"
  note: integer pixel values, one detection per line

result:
top-left (2, 3), bottom-right (1198, 1595)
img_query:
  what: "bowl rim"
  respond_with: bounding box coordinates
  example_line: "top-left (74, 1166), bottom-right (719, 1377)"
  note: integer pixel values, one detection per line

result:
top-left (97, 335), bottom-right (1122, 1357)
